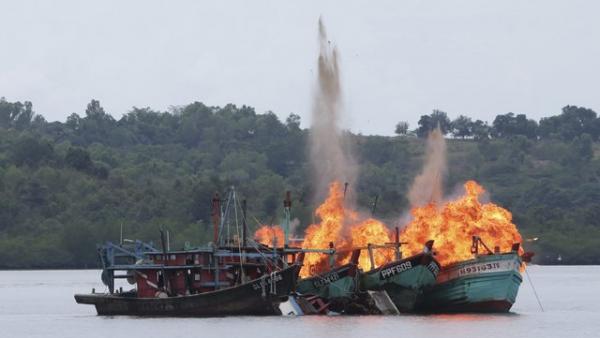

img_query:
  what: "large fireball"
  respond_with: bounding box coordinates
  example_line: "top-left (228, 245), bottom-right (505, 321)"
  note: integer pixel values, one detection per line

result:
top-left (400, 180), bottom-right (523, 266)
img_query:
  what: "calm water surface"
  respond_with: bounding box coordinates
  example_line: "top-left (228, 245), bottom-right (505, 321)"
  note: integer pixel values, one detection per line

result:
top-left (0, 266), bottom-right (598, 338)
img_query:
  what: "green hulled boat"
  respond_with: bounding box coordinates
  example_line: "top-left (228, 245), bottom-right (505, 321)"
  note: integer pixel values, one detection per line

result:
top-left (359, 241), bottom-right (440, 312)
top-left (296, 263), bottom-right (359, 300)
top-left (417, 249), bottom-right (523, 313)
top-left (295, 250), bottom-right (362, 312)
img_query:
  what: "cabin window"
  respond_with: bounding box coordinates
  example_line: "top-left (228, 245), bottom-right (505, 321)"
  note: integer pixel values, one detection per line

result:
top-left (170, 254), bottom-right (176, 260)
top-left (194, 273), bottom-right (200, 281)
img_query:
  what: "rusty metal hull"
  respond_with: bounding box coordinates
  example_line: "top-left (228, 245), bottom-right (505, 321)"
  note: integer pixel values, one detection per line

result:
top-left (75, 265), bottom-right (299, 317)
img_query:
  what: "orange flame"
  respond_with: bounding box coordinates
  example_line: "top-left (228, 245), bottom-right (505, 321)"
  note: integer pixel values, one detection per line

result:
top-left (299, 181), bottom-right (395, 277)
top-left (349, 219), bottom-right (395, 270)
top-left (254, 225), bottom-right (285, 246)
top-left (400, 180), bottom-right (524, 266)
top-left (300, 182), bottom-right (347, 277)
top-left (253, 179), bottom-right (523, 278)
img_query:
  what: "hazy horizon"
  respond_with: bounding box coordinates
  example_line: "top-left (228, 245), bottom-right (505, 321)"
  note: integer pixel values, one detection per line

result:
top-left (2, 0), bottom-right (599, 135)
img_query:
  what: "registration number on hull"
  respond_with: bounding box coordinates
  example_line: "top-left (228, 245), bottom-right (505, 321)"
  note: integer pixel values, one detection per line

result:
top-left (251, 273), bottom-right (283, 291)
top-left (380, 261), bottom-right (412, 280)
top-left (458, 262), bottom-right (501, 277)
top-left (313, 272), bottom-right (340, 288)
top-left (437, 258), bottom-right (521, 283)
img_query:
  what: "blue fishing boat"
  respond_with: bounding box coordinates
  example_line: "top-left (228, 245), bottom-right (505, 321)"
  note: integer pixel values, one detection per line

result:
top-left (417, 238), bottom-right (526, 313)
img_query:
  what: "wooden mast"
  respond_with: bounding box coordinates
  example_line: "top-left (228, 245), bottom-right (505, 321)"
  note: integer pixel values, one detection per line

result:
top-left (211, 193), bottom-right (221, 245)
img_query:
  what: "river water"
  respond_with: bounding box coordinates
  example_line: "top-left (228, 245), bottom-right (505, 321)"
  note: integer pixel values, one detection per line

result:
top-left (0, 266), bottom-right (598, 338)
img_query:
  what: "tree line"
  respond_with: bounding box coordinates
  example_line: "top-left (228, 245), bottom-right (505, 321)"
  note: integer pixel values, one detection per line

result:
top-left (396, 105), bottom-right (600, 142)
top-left (0, 97), bottom-right (599, 267)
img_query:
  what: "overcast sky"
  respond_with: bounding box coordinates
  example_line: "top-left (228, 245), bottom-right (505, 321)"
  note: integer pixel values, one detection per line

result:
top-left (1, 0), bottom-right (599, 135)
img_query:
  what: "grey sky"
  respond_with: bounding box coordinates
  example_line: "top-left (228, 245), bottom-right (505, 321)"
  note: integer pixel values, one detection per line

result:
top-left (1, 0), bottom-right (599, 135)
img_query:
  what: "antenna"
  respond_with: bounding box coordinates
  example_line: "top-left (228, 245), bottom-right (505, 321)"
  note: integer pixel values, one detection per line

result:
top-left (283, 191), bottom-right (292, 249)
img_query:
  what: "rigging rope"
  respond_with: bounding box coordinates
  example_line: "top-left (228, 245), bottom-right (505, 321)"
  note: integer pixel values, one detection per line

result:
top-left (525, 266), bottom-right (544, 312)
top-left (246, 212), bottom-right (288, 269)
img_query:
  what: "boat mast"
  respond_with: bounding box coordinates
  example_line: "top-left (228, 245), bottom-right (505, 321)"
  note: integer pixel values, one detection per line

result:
top-left (159, 227), bottom-right (172, 295)
top-left (283, 191), bottom-right (291, 248)
top-left (394, 226), bottom-right (401, 261)
top-left (211, 193), bottom-right (221, 245)
top-left (242, 199), bottom-right (248, 248)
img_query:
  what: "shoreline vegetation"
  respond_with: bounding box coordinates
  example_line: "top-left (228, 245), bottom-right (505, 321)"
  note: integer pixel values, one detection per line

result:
top-left (1, 97), bottom-right (599, 268)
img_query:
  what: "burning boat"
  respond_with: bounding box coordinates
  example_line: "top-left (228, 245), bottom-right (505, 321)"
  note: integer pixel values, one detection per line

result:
top-left (416, 237), bottom-right (525, 313)
top-left (295, 249), bottom-right (359, 303)
top-left (401, 180), bottom-right (530, 313)
top-left (75, 189), bottom-right (301, 317)
top-left (256, 185), bottom-right (442, 314)
top-left (294, 248), bottom-right (363, 314)
top-left (256, 191), bottom-right (368, 314)
top-left (359, 240), bottom-right (440, 312)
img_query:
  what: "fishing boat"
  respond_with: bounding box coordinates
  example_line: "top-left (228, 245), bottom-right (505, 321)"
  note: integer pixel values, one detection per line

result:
top-left (294, 248), bottom-right (364, 313)
top-left (74, 245), bottom-right (300, 316)
top-left (359, 240), bottom-right (440, 312)
top-left (296, 250), bottom-right (361, 301)
top-left (262, 193), bottom-right (367, 314)
top-left (75, 189), bottom-right (301, 317)
top-left (416, 237), bottom-right (526, 313)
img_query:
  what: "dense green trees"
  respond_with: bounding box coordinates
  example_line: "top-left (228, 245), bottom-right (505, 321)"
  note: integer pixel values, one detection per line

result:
top-left (416, 110), bottom-right (452, 137)
top-left (539, 106), bottom-right (600, 141)
top-left (418, 104), bottom-right (600, 141)
top-left (0, 98), bottom-right (37, 130)
top-left (0, 97), bottom-right (599, 268)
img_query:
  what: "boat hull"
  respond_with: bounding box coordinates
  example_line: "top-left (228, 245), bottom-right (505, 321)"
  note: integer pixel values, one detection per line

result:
top-left (360, 253), bottom-right (440, 312)
top-left (296, 264), bottom-right (358, 300)
top-left (417, 253), bottom-right (523, 313)
top-left (75, 265), bottom-right (299, 317)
